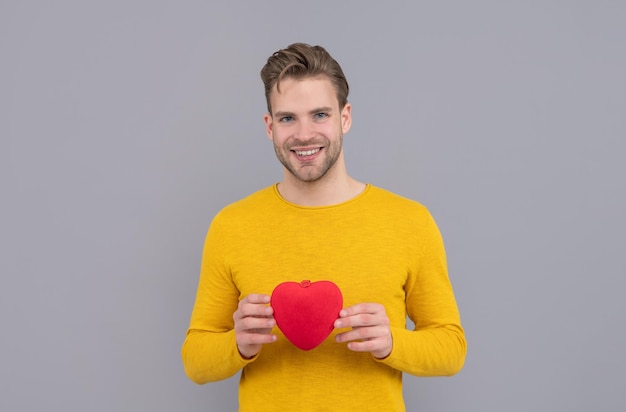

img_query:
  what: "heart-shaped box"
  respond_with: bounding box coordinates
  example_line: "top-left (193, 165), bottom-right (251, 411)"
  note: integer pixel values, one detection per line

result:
top-left (271, 280), bottom-right (343, 350)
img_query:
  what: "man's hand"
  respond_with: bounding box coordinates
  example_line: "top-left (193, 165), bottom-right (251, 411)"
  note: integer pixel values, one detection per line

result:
top-left (233, 294), bottom-right (276, 359)
top-left (334, 303), bottom-right (393, 359)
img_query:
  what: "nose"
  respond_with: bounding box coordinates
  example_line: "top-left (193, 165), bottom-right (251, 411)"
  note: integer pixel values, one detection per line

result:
top-left (294, 118), bottom-right (316, 140)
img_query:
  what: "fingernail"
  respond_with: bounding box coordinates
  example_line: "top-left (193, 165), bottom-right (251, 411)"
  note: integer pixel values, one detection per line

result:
top-left (268, 319), bottom-right (275, 327)
top-left (340, 310), bottom-right (347, 317)
top-left (334, 320), bottom-right (342, 328)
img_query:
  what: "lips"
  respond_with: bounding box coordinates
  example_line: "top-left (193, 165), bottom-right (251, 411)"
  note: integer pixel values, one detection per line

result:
top-left (294, 148), bottom-right (321, 156)
top-left (291, 147), bottom-right (323, 160)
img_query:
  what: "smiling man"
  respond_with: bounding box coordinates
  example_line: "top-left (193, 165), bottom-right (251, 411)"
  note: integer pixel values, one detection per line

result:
top-left (265, 74), bottom-right (362, 206)
top-left (267, 77), bottom-right (348, 182)
top-left (182, 43), bottom-right (466, 412)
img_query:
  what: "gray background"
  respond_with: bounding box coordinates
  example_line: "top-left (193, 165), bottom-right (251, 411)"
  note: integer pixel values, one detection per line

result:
top-left (2, 1), bottom-right (624, 411)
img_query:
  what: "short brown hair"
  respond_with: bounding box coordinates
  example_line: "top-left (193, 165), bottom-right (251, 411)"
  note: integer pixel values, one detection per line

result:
top-left (260, 43), bottom-right (349, 113)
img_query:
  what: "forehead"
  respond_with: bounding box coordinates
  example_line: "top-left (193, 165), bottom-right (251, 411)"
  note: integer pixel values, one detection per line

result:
top-left (270, 76), bottom-right (338, 113)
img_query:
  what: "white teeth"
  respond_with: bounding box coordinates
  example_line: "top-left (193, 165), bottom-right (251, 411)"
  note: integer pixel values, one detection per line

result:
top-left (295, 148), bottom-right (320, 156)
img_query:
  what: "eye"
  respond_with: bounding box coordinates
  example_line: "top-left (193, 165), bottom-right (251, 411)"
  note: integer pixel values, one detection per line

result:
top-left (279, 115), bottom-right (294, 123)
top-left (313, 112), bottom-right (329, 120)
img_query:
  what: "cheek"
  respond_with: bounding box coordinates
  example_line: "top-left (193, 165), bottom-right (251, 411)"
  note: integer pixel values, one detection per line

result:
top-left (321, 122), bottom-right (341, 136)
top-left (271, 130), bottom-right (289, 146)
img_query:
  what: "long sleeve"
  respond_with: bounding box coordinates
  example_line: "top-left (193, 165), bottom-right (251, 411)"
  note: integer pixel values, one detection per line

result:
top-left (181, 214), bottom-right (252, 383)
top-left (379, 209), bottom-right (466, 375)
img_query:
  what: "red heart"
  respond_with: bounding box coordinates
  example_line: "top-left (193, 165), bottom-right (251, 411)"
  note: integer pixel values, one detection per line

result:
top-left (271, 280), bottom-right (343, 351)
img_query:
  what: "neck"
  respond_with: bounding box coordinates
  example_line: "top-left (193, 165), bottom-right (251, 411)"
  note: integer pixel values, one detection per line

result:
top-left (277, 171), bottom-right (366, 207)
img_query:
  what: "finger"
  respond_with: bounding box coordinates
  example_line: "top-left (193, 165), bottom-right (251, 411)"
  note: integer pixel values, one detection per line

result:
top-left (244, 294), bottom-right (271, 304)
top-left (235, 316), bottom-right (276, 332)
top-left (236, 330), bottom-right (278, 346)
top-left (236, 331), bottom-right (278, 359)
top-left (237, 304), bottom-right (273, 319)
top-left (235, 296), bottom-right (273, 319)
top-left (335, 330), bottom-right (393, 359)
top-left (335, 325), bottom-right (389, 342)
top-left (343, 337), bottom-right (388, 354)
top-left (334, 312), bottom-right (389, 329)
top-left (339, 303), bottom-right (384, 317)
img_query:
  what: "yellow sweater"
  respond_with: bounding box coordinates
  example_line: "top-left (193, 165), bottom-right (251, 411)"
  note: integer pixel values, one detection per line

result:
top-left (182, 184), bottom-right (466, 412)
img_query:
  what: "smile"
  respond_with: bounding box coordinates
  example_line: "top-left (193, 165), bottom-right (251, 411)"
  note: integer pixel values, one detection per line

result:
top-left (294, 148), bottom-right (321, 156)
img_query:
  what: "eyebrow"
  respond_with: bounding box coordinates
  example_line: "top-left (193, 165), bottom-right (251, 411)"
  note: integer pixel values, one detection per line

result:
top-left (273, 106), bottom-right (334, 118)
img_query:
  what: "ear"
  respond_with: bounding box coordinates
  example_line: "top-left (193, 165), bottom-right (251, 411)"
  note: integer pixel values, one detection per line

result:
top-left (341, 103), bottom-right (352, 134)
top-left (264, 113), bottom-right (273, 141)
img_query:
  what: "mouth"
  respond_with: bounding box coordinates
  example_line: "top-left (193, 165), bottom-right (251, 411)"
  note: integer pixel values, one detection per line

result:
top-left (291, 147), bottom-right (323, 160)
top-left (293, 148), bottom-right (321, 156)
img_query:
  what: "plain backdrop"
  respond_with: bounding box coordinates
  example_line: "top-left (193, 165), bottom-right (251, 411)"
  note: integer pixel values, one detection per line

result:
top-left (2, 1), bottom-right (625, 411)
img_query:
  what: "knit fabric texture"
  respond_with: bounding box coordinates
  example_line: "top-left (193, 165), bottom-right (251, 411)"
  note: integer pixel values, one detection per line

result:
top-left (182, 184), bottom-right (466, 412)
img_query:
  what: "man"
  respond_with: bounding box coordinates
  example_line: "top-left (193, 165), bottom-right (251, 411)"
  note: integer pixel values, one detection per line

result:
top-left (182, 43), bottom-right (466, 411)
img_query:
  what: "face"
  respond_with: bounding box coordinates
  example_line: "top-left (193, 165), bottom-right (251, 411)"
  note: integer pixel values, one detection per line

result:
top-left (264, 76), bottom-right (351, 184)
